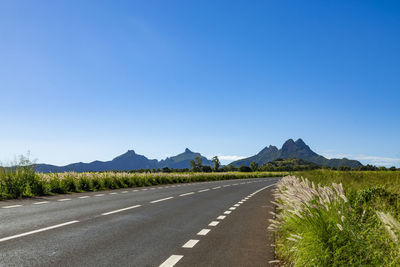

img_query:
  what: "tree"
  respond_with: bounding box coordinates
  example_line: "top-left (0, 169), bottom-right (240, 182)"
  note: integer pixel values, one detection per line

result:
top-left (212, 156), bottom-right (220, 172)
top-left (238, 165), bottom-right (252, 172)
top-left (190, 160), bottom-right (196, 170)
top-left (202, 165), bottom-right (212, 172)
top-left (190, 156), bottom-right (203, 172)
top-left (227, 164), bottom-right (237, 172)
top-left (194, 156), bottom-right (203, 167)
top-left (162, 167), bottom-right (171, 173)
top-left (250, 161), bottom-right (259, 172)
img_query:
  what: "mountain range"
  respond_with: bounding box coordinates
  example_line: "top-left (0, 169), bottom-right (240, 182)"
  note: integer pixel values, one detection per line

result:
top-left (34, 139), bottom-right (362, 172)
top-left (35, 148), bottom-right (211, 173)
top-left (231, 138), bottom-right (362, 168)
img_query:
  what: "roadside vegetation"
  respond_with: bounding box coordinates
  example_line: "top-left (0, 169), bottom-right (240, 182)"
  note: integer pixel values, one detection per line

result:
top-left (270, 170), bottom-right (400, 266)
top-left (0, 166), bottom-right (286, 200)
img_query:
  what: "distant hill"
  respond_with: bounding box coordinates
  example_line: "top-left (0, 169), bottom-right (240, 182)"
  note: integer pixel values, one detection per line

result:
top-left (158, 148), bottom-right (211, 169)
top-left (34, 149), bottom-right (210, 173)
top-left (231, 138), bottom-right (362, 168)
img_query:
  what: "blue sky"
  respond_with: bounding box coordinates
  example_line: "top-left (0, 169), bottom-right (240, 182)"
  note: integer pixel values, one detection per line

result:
top-left (1, 0), bottom-right (399, 167)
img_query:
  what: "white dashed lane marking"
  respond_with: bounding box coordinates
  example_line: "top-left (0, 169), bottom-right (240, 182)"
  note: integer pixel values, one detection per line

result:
top-left (58, 198), bottom-right (71, 202)
top-left (101, 205), bottom-right (141, 216)
top-left (0, 220), bottom-right (79, 242)
top-left (197, 229), bottom-right (211, 236)
top-left (159, 255), bottom-right (183, 267)
top-left (217, 215), bottom-right (226, 220)
top-left (198, 189), bottom-right (210, 192)
top-left (33, 201), bottom-right (49, 205)
top-left (182, 239), bottom-right (199, 248)
top-left (2, 205), bottom-right (22, 209)
top-left (208, 221), bottom-right (219, 226)
top-left (179, 192), bottom-right (194, 197)
top-left (224, 211), bottom-right (232, 214)
top-left (95, 194), bottom-right (104, 197)
top-left (78, 196), bottom-right (90, 199)
top-left (150, 197), bottom-right (174, 203)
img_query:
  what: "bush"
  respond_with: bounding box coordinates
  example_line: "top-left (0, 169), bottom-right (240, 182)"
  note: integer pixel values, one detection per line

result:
top-left (78, 176), bottom-right (93, 191)
top-left (270, 175), bottom-right (400, 266)
top-left (238, 166), bottom-right (252, 172)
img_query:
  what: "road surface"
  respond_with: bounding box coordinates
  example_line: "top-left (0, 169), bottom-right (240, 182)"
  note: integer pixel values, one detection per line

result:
top-left (0, 177), bottom-right (278, 266)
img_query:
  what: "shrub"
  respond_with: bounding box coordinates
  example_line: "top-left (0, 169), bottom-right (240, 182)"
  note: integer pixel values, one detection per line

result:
top-left (78, 176), bottom-right (93, 191)
top-left (238, 166), bottom-right (252, 172)
top-left (270, 176), bottom-right (400, 266)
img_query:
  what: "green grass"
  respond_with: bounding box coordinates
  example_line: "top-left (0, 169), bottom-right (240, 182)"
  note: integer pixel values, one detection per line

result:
top-left (271, 170), bottom-right (400, 266)
top-left (0, 168), bottom-right (286, 200)
top-left (294, 169), bottom-right (400, 194)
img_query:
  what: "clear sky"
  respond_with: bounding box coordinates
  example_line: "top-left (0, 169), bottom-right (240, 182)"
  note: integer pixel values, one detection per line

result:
top-left (1, 0), bottom-right (399, 167)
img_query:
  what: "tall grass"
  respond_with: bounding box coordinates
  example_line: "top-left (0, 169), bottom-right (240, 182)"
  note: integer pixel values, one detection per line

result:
top-left (0, 170), bottom-right (286, 200)
top-left (294, 169), bottom-right (400, 193)
top-left (270, 172), bottom-right (400, 266)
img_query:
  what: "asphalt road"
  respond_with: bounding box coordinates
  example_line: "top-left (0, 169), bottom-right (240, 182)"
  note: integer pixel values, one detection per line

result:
top-left (0, 177), bottom-right (279, 267)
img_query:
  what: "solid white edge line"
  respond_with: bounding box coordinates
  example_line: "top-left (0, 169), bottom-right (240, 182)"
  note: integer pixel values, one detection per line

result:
top-left (101, 205), bottom-right (141, 216)
top-left (0, 220), bottom-right (79, 242)
top-left (182, 239), bottom-right (199, 248)
top-left (150, 197), bottom-right (174, 203)
top-left (159, 255), bottom-right (183, 267)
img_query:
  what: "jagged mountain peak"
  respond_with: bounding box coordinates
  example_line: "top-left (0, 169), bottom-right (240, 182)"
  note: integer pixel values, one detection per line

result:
top-left (231, 138), bottom-right (362, 168)
top-left (184, 148), bottom-right (193, 153)
top-left (259, 145), bottom-right (278, 154)
top-left (113, 150), bottom-right (136, 160)
top-left (295, 138), bottom-right (306, 146)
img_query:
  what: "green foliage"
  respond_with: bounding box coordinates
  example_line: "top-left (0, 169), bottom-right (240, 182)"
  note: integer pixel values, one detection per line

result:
top-left (260, 158), bottom-right (320, 171)
top-left (0, 170), bottom-right (287, 200)
top-left (250, 161), bottom-right (258, 172)
top-left (212, 156), bottom-right (220, 171)
top-left (190, 156), bottom-right (204, 172)
top-left (238, 165), bottom-right (252, 172)
top-left (273, 172), bottom-right (400, 266)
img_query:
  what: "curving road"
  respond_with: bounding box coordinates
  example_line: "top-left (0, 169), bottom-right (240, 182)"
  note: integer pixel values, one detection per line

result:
top-left (0, 177), bottom-right (278, 267)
